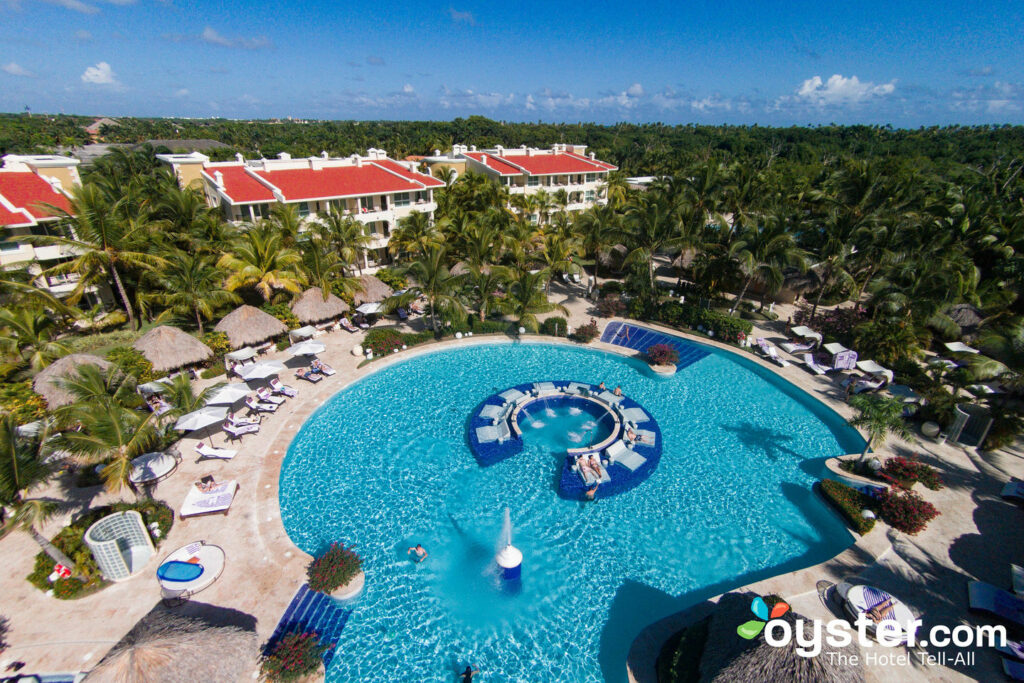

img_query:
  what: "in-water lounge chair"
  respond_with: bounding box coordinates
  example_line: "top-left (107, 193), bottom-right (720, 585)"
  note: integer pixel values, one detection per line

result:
top-left (499, 388), bottom-right (526, 405)
top-left (967, 581), bottom-right (1024, 627)
top-left (605, 440), bottom-right (646, 471)
top-left (194, 442), bottom-right (237, 460)
top-left (566, 382), bottom-right (591, 395)
top-left (597, 390), bottom-right (624, 405)
top-left (475, 421), bottom-right (511, 444)
top-left (480, 404), bottom-right (504, 420)
top-left (532, 382), bottom-right (557, 395)
top-left (574, 457), bottom-right (611, 485)
top-left (621, 407), bottom-right (650, 424)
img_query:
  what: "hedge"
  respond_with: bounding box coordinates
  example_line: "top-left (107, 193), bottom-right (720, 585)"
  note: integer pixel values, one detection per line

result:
top-left (539, 316), bottom-right (568, 337)
top-left (818, 479), bottom-right (875, 534)
top-left (0, 380), bottom-right (48, 424)
top-left (654, 301), bottom-right (753, 342)
top-left (106, 346), bottom-right (159, 383)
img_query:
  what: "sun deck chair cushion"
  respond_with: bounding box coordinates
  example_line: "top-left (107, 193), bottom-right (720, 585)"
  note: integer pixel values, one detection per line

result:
top-left (480, 404), bottom-right (504, 419)
top-left (195, 443), bottom-right (238, 460)
top-left (968, 581), bottom-right (1024, 626)
top-left (597, 390), bottom-right (624, 404)
top-left (499, 388), bottom-right (526, 403)
top-left (620, 407), bottom-right (650, 424)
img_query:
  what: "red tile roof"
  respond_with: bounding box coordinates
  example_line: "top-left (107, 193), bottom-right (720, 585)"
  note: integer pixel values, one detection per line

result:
top-left (203, 165), bottom-right (276, 204)
top-left (254, 165), bottom-right (422, 201)
top-left (564, 150), bottom-right (618, 171)
top-left (0, 171), bottom-right (72, 221)
top-left (372, 159), bottom-right (444, 188)
top-left (463, 152), bottom-right (523, 176)
top-left (497, 152), bottom-right (613, 175)
top-left (0, 202), bottom-right (34, 227)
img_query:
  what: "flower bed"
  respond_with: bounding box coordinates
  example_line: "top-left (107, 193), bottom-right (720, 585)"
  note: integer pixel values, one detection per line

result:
top-left (646, 343), bottom-right (679, 366)
top-left (307, 542), bottom-right (361, 594)
top-left (261, 631), bottom-right (331, 682)
top-left (818, 479), bottom-right (876, 534)
top-left (875, 487), bottom-right (939, 535)
top-left (570, 318), bottom-right (600, 343)
top-left (838, 455), bottom-right (943, 491)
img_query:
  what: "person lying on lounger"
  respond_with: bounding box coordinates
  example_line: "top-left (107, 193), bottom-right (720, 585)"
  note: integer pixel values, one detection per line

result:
top-left (195, 478), bottom-right (218, 493)
top-left (296, 368), bottom-right (314, 379)
top-left (310, 359), bottom-right (324, 373)
top-left (577, 455), bottom-right (600, 481)
top-left (867, 598), bottom-right (895, 623)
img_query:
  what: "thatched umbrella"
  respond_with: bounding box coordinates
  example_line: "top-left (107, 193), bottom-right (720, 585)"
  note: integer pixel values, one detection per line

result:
top-left (947, 303), bottom-right (982, 335)
top-left (33, 354), bottom-right (111, 408)
top-left (597, 244), bottom-right (628, 272)
top-left (133, 326), bottom-right (214, 374)
top-left (700, 592), bottom-right (863, 683)
top-left (290, 287), bottom-right (350, 324)
top-left (87, 605), bottom-right (257, 682)
top-left (214, 305), bottom-right (287, 349)
top-left (353, 274), bottom-right (394, 305)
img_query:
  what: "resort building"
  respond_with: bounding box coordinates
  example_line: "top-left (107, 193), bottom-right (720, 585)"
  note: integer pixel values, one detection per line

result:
top-left (421, 143), bottom-right (617, 213)
top-left (0, 154), bottom-right (85, 298)
top-left (158, 149), bottom-right (444, 270)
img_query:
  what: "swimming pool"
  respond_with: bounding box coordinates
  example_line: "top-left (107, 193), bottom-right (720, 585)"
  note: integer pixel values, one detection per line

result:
top-left (279, 339), bottom-right (864, 682)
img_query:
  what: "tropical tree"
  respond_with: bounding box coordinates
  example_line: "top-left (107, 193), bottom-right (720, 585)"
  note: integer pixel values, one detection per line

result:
top-left (500, 269), bottom-right (568, 331)
top-left (219, 227), bottom-right (305, 302)
top-left (729, 214), bottom-right (805, 314)
top-left (268, 203), bottom-right (304, 247)
top-left (575, 204), bottom-right (619, 282)
top-left (162, 374), bottom-right (220, 419)
top-left (848, 394), bottom-right (914, 461)
top-left (389, 210), bottom-right (443, 259)
top-left (319, 208), bottom-right (373, 274)
top-left (388, 245), bottom-right (465, 332)
top-left (464, 265), bottom-right (509, 322)
top-left (623, 195), bottom-right (685, 292)
top-left (142, 252), bottom-right (239, 334)
top-left (0, 307), bottom-right (70, 375)
top-left (300, 236), bottom-right (359, 300)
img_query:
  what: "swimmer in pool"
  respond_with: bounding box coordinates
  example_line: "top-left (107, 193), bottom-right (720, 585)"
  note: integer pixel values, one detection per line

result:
top-left (408, 544), bottom-right (429, 562)
top-left (613, 385), bottom-right (623, 396)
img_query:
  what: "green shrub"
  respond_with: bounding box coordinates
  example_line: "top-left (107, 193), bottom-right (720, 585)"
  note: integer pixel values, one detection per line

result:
top-left (105, 346), bottom-right (158, 383)
top-left (819, 479), bottom-right (875, 534)
top-left (306, 542), bottom-right (362, 594)
top-left (570, 318), bottom-right (600, 343)
top-left (0, 381), bottom-right (47, 424)
top-left (600, 281), bottom-right (623, 296)
top-left (201, 331), bottom-right (232, 358)
top-left (364, 329), bottom-right (405, 356)
top-left (469, 318), bottom-right (512, 334)
top-left (374, 267), bottom-right (407, 290)
top-left (64, 329), bottom-right (141, 355)
top-left (597, 295), bottom-right (626, 318)
top-left (200, 365), bottom-right (226, 379)
top-left (655, 302), bottom-right (753, 342)
top-left (260, 632), bottom-right (330, 682)
top-left (330, 282), bottom-right (356, 310)
top-left (400, 330), bottom-right (436, 346)
top-left (539, 317), bottom-right (568, 337)
top-left (275, 338), bottom-right (289, 352)
top-left (261, 303), bottom-right (301, 330)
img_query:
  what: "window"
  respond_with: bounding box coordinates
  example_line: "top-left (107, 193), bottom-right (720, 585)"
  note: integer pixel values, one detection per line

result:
top-left (297, 202), bottom-right (310, 218)
top-left (527, 176), bottom-right (540, 186)
top-left (0, 240), bottom-right (21, 252)
top-left (253, 203), bottom-right (271, 219)
top-left (363, 222), bottom-right (375, 236)
top-left (393, 192), bottom-right (411, 207)
top-left (585, 190), bottom-right (595, 202)
top-left (586, 173), bottom-right (597, 183)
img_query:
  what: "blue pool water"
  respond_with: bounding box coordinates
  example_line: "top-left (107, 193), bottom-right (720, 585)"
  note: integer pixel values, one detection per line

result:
top-left (279, 340), bottom-right (864, 682)
top-left (518, 398), bottom-right (615, 451)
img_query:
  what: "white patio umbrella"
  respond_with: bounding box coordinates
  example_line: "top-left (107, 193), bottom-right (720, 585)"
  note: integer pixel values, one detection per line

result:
top-left (174, 405), bottom-right (229, 443)
top-left (944, 341), bottom-right (979, 354)
top-left (204, 383), bottom-right (250, 406)
top-left (287, 340), bottom-right (327, 357)
top-left (355, 302), bottom-right (383, 315)
top-left (236, 360), bottom-right (285, 381)
top-left (289, 325), bottom-right (317, 340)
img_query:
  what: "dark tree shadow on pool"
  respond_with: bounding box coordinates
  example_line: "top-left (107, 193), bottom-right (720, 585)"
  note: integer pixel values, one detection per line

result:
top-left (720, 421), bottom-right (804, 462)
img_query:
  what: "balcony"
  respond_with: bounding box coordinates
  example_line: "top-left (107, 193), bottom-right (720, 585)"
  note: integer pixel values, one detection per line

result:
top-left (392, 201), bottom-right (437, 217)
top-left (366, 233), bottom-right (390, 250)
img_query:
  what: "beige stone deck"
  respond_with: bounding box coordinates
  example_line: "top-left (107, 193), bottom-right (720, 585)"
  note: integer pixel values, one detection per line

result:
top-left (0, 279), bottom-right (1021, 682)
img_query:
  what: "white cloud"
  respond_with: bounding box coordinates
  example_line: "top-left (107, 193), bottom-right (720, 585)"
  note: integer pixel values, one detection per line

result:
top-left (75, 29), bottom-right (93, 40)
top-left (439, 86), bottom-right (514, 110)
top-left (402, 83), bottom-right (414, 93)
top-left (174, 88), bottom-right (189, 97)
top-left (41, 0), bottom-right (100, 14)
top-left (447, 7), bottom-right (475, 25)
top-left (80, 61), bottom-right (119, 86)
top-left (793, 74), bottom-right (896, 106)
top-left (626, 82), bottom-right (644, 97)
top-left (525, 94), bottom-right (536, 110)
top-left (199, 26), bottom-right (271, 49)
top-left (2, 62), bottom-right (34, 77)
top-left (949, 81), bottom-right (1023, 114)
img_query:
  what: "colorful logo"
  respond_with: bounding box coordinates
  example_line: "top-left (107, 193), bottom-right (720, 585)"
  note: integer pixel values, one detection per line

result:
top-left (736, 596), bottom-right (790, 639)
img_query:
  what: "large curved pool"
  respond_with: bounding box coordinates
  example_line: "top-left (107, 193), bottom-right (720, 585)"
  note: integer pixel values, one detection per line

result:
top-left (280, 340), bottom-right (864, 682)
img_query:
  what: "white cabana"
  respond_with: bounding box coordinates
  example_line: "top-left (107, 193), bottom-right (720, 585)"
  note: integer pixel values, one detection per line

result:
top-left (287, 340), bottom-right (327, 357)
top-left (224, 347), bottom-right (257, 363)
top-left (204, 384), bottom-right (250, 406)
top-left (790, 325), bottom-right (823, 343)
top-left (128, 452), bottom-right (178, 485)
top-left (856, 359), bottom-right (894, 383)
top-left (236, 360), bottom-right (285, 381)
top-left (289, 325), bottom-right (317, 340)
top-left (944, 341), bottom-right (979, 354)
top-left (355, 302), bottom-right (383, 315)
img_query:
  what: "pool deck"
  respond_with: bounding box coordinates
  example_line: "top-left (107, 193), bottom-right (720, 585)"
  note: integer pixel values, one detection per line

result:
top-left (1, 293), bottom-right (1022, 681)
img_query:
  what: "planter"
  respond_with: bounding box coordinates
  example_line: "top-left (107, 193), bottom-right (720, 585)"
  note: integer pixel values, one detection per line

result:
top-left (329, 570), bottom-right (364, 601)
top-left (649, 362), bottom-right (676, 376)
top-left (921, 421), bottom-right (941, 438)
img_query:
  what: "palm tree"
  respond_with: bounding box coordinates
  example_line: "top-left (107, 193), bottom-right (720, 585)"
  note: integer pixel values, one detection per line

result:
top-left (300, 236), bottom-right (359, 300)
top-left (389, 210), bottom-right (443, 259)
top-left (728, 215), bottom-right (805, 315)
top-left (0, 415), bottom-right (77, 571)
top-left (389, 245), bottom-right (465, 332)
top-left (142, 252), bottom-right (239, 334)
top-left (537, 232), bottom-right (582, 291)
top-left (602, 172), bottom-right (631, 209)
top-left (848, 394), bottom-right (914, 461)
top-left (219, 227), bottom-right (305, 303)
top-left (464, 265), bottom-right (509, 322)
top-left (319, 208), bottom-right (373, 274)
top-left (268, 203), bottom-right (303, 247)
top-left (500, 269), bottom-right (568, 331)
top-left (162, 374), bottom-right (220, 419)
top-left (575, 204), bottom-right (619, 283)
top-left (623, 195), bottom-right (685, 292)
top-left (30, 184), bottom-right (167, 328)
top-left (0, 307), bottom-right (70, 375)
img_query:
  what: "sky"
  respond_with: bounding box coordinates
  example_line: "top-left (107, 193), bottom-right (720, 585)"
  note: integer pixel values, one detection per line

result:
top-left (1, 0), bottom-right (1023, 126)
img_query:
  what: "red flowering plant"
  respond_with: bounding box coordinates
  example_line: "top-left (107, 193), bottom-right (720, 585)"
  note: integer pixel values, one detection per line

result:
top-left (570, 318), bottom-right (601, 343)
top-left (363, 329), bottom-right (404, 356)
top-left (792, 302), bottom-right (867, 344)
top-left (875, 487), bottom-right (940, 535)
top-left (307, 542), bottom-right (361, 594)
top-left (646, 343), bottom-right (679, 366)
top-left (881, 455), bottom-right (944, 491)
top-left (260, 632), bottom-right (331, 681)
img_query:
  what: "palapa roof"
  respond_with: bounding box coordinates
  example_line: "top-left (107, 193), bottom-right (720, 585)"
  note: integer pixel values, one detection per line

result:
top-left (32, 353), bottom-right (111, 408)
top-left (353, 274), bottom-right (394, 305)
top-left (948, 303), bottom-right (982, 333)
top-left (290, 287), bottom-right (349, 324)
top-left (700, 593), bottom-right (863, 683)
top-left (214, 305), bottom-right (288, 348)
top-left (87, 605), bottom-right (257, 683)
top-left (133, 326), bottom-right (213, 373)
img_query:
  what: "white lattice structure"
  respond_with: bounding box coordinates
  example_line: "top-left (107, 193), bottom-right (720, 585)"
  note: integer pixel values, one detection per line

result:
top-left (84, 510), bottom-right (155, 581)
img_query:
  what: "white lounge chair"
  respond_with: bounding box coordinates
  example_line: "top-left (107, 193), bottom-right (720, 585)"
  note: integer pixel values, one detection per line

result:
top-left (226, 411), bottom-right (259, 427)
top-left (499, 389), bottom-right (526, 404)
top-left (532, 382), bottom-right (557, 395)
top-left (801, 354), bottom-right (829, 375)
top-left (756, 339), bottom-right (791, 367)
top-left (316, 363), bottom-right (336, 376)
top-left (195, 442), bottom-right (238, 460)
top-left (475, 421), bottom-right (512, 444)
top-left (480, 404), bottom-right (504, 419)
top-left (245, 398), bottom-right (277, 414)
top-left (269, 378), bottom-right (297, 398)
top-left (574, 456), bottom-right (611, 485)
top-left (256, 388), bottom-right (286, 405)
top-left (339, 317), bottom-right (358, 333)
top-left (572, 272), bottom-right (582, 284)
top-left (781, 341), bottom-right (816, 354)
top-left (223, 421), bottom-right (259, 442)
top-left (620, 407), bottom-right (650, 424)
top-left (566, 382), bottom-right (591, 395)
top-left (605, 440), bottom-right (646, 471)
top-left (180, 480), bottom-right (238, 518)
top-left (627, 429), bottom-right (657, 446)
top-left (597, 390), bottom-right (624, 404)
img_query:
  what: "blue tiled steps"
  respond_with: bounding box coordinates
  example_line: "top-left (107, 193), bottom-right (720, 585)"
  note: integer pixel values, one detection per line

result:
top-left (600, 321), bottom-right (710, 370)
top-left (265, 583), bottom-right (352, 667)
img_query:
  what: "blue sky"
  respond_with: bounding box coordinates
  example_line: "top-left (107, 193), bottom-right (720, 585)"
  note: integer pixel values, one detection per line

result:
top-left (1, 0), bottom-right (1022, 125)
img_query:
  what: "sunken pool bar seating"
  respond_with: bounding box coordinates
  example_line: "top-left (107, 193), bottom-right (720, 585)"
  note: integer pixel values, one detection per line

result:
top-left (468, 381), bottom-right (663, 501)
